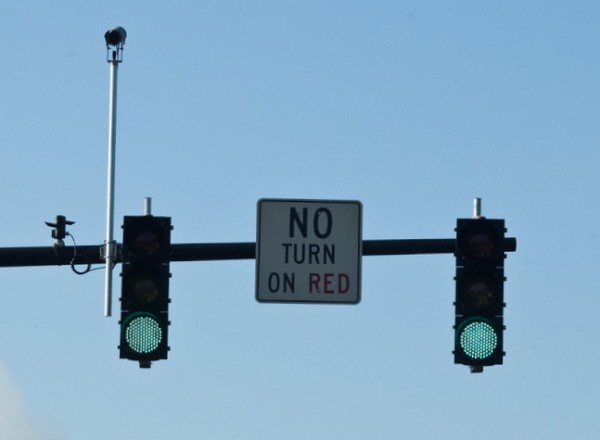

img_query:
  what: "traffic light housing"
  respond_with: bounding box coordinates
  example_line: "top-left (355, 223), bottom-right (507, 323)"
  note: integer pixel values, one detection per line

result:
top-left (119, 215), bottom-right (172, 368)
top-left (454, 218), bottom-right (506, 371)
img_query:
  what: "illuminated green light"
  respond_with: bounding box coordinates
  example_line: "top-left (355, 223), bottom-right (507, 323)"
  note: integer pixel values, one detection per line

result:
top-left (459, 320), bottom-right (498, 360)
top-left (123, 313), bottom-right (163, 354)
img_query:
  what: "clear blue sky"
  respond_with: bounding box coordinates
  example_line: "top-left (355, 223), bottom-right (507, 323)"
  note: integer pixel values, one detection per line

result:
top-left (1, 1), bottom-right (599, 439)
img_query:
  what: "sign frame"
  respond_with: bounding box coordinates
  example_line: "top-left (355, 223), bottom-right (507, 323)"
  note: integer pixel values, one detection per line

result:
top-left (256, 198), bottom-right (362, 304)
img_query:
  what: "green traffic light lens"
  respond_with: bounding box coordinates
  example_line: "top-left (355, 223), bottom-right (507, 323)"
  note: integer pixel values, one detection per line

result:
top-left (123, 313), bottom-right (163, 354)
top-left (458, 319), bottom-right (498, 360)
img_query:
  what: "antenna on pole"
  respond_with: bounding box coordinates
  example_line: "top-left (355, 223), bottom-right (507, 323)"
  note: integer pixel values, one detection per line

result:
top-left (103, 26), bottom-right (127, 317)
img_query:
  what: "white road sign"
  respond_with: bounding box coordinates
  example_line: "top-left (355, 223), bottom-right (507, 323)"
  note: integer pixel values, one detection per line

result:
top-left (256, 199), bottom-right (362, 304)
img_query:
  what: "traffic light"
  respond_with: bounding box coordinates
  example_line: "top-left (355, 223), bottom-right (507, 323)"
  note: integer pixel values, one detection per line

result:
top-left (119, 215), bottom-right (172, 368)
top-left (454, 218), bottom-right (506, 372)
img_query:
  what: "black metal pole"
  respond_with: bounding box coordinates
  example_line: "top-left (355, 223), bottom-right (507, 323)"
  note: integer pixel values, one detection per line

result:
top-left (0, 245), bottom-right (105, 267)
top-left (0, 237), bottom-right (516, 267)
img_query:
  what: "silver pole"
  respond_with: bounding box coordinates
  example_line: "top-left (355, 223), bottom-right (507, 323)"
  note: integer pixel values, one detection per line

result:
top-left (103, 27), bottom-right (127, 317)
top-left (473, 197), bottom-right (482, 219)
top-left (104, 59), bottom-right (119, 317)
top-left (144, 197), bottom-right (152, 216)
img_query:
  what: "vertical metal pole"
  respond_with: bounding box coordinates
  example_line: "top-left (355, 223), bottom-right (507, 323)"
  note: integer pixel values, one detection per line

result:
top-left (104, 59), bottom-right (119, 317)
top-left (473, 197), bottom-right (482, 219)
top-left (144, 197), bottom-right (152, 216)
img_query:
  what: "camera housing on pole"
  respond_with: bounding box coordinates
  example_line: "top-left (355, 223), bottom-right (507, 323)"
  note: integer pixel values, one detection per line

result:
top-left (104, 27), bottom-right (127, 62)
